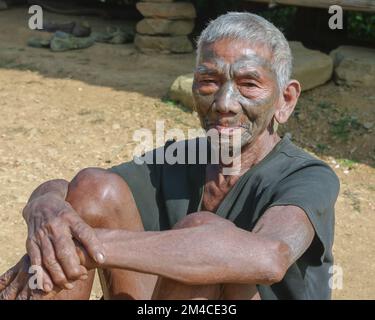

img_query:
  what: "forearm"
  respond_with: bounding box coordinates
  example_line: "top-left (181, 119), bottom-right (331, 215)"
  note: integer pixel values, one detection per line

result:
top-left (93, 224), bottom-right (289, 285)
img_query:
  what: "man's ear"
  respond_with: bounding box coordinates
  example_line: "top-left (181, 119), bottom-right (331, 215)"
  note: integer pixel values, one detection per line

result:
top-left (274, 80), bottom-right (301, 124)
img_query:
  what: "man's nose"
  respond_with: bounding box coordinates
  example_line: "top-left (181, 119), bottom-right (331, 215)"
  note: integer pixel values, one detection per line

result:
top-left (213, 82), bottom-right (241, 114)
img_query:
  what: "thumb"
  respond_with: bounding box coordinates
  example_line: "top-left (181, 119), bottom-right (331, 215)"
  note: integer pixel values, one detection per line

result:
top-left (70, 218), bottom-right (105, 264)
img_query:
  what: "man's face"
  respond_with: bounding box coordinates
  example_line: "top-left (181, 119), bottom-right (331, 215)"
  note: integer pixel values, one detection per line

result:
top-left (193, 38), bottom-right (281, 148)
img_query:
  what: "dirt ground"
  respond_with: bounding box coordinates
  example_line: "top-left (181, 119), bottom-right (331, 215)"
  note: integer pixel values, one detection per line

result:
top-left (0, 8), bottom-right (374, 300)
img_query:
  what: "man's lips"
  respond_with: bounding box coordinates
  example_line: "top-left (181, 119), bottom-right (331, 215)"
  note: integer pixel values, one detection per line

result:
top-left (207, 122), bottom-right (249, 133)
top-left (213, 125), bottom-right (243, 133)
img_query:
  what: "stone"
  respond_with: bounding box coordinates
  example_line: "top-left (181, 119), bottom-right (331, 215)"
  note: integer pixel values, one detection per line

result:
top-left (91, 27), bottom-right (134, 44)
top-left (136, 19), bottom-right (194, 36)
top-left (168, 73), bottom-right (195, 110)
top-left (330, 46), bottom-right (375, 87)
top-left (134, 34), bottom-right (193, 53)
top-left (289, 41), bottom-right (333, 92)
top-left (363, 122), bottom-right (374, 130)
top-left (27, 36), bottom-right (51, 49)
top-left (50, 31), bottom-right (95, 52)
top-left (136, 2), bottom-right (196, 20)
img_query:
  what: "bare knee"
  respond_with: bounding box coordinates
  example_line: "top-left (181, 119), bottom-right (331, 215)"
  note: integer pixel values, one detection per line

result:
top-left (66, 167), bottom-right (136, 227)
top-left (173, 211), bottom-right (233, 230)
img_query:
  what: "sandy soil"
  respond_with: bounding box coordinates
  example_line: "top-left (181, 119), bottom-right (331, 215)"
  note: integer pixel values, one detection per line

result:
top-left (0, 7), bottom-right (374, 299)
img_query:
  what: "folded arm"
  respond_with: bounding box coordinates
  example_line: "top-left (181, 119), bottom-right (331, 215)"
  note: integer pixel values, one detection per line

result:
top-left (90, 205), bottom-right (315, 285)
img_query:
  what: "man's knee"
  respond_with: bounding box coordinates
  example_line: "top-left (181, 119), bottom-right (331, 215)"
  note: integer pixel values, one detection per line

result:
top-left (66, 167), bottom-right (135, 227)
top-left (173, 211), bottom-right (233, 230)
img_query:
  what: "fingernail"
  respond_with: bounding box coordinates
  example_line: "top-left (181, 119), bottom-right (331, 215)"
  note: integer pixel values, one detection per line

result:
top-left (65, 283), bottom-right (74, 290)
top-left (95, 253), bottom-right (105, 264)
top-left (80, 274), bottom-right (88, 280)
top-left (44, 283), bottom-right (52, 292)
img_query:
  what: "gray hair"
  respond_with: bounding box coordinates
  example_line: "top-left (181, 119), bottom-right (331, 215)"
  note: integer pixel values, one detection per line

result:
top-left (196, 12), bottom-right (293, 90)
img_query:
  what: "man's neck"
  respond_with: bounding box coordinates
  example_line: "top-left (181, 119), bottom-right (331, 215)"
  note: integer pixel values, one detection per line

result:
top-left (203, 132), bottom-right (281, 208)
top-left (217, 131), bottom-right (281, 179)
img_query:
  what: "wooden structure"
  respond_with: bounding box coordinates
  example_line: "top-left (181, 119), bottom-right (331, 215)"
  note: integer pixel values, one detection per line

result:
top-left (245, 0), bottom-right (375, 12)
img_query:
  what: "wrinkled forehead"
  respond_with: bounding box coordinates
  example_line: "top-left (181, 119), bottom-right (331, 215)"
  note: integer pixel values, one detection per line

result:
top-left (197, 38), bottom-right (273, 73)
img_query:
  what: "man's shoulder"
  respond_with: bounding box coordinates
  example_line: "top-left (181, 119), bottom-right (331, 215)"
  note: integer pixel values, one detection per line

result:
top-left (263, 137), bottom-right (339, 187)
top-left (279, 137), bottom-right (318, 161)
top-left (277, 137), bottom-right (333, 170)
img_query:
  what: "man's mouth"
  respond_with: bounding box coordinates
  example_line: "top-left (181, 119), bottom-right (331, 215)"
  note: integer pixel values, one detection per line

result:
top-left (212, 125), bottom-right (242, 134)
top-left (206, 122), bottom-right (251, 134)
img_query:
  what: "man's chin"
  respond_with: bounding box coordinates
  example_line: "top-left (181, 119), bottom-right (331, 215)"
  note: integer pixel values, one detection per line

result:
top-left (208, 132), bottom-right (253, 153)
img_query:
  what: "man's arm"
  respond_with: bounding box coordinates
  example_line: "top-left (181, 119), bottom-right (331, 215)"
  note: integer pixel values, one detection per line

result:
top-left (91, 206), bottom-right (314, 285)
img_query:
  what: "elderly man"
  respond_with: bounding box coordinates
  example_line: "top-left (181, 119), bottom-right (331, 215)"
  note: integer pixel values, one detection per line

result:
top-left (0, 12), bottom-right (339, 300)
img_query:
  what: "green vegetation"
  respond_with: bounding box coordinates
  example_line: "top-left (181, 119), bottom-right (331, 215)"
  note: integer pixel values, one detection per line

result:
top-left (330, 115), bottom-right (362, 141)
top-left (337, 158), bottom-right (358, 170)
top-left (343, 189), bottom-right (361, 213)
top-left (317, 101), bottom-right (333, 110)
top-left (161, 97), bottom-right (179, 107)
top-left (161, 97), bottom-right (192, 114)
top-left (348, 12), bottom-right (375, 42)
top-left (316, 143), bottom-right (328, 152)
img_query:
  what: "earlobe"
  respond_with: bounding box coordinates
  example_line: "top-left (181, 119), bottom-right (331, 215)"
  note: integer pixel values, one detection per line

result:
top-left (274, 107), bottom-right (288, 124)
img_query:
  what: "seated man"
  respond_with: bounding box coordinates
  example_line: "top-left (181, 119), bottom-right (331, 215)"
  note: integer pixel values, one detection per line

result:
top-left (0, 12), bottom-right (339, 300)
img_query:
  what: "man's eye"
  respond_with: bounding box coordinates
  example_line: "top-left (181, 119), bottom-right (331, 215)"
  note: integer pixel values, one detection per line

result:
top-left (239, 82), bottom-right (257, 88)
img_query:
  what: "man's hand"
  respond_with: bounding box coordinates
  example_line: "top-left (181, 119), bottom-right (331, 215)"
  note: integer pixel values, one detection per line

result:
top-left (0, 255), bottom-right (58, 300)
top-left (22, 192), bottom-right (105, 291)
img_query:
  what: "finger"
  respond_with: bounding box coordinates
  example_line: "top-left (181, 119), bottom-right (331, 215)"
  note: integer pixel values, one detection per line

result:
top-left (53, 234), bottom-right (88, 281)
top-left (25, 239), bottom-right (53, 292)
top-left (16, 283), bottom-right (30, 300)
top-left (70, 218), bottom-right (105, 264)
top-left (0, 281), bottom-right (18, 300)
top-left (26, 238), bottom-right (42, 267)
top-left (0, 269), bottom-right (27, 300)
top-left (40, 236), bottom-right (72, 290)
top-left (74, 240), bottom-right (97, 270)
top-left (40, 267), bottom-right (55, 293)
top-left (0, 264), bottom-right (18, 291)
top-left (28, 264), bottom-right (55, 293)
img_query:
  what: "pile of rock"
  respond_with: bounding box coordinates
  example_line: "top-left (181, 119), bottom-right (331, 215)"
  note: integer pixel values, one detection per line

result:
top-left (135, 0), bottom-right (196, 54)
top-left (330, 46), bottom-right (375, 88)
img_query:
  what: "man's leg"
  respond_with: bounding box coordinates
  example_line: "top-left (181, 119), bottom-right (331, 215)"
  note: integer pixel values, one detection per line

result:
top-left (36, 169), bottom-right (259, 300)
top-left (64, 168), bottom-right (158, 300)
top-left (25, 167), bottom-right (155, 300)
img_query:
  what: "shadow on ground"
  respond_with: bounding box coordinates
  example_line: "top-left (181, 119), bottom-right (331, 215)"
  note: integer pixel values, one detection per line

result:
top-left (0, 7), bottom-right (196, 98)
